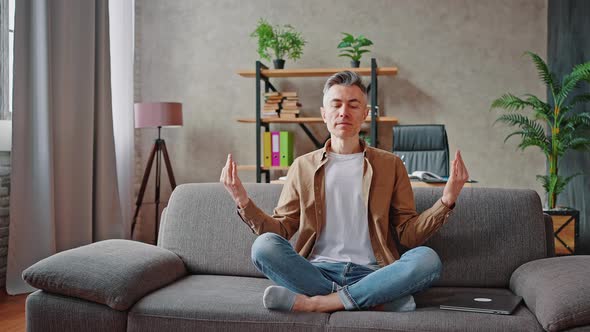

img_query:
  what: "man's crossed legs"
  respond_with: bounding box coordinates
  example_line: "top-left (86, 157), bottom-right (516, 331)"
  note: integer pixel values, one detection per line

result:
top-left (251, 233), bottom-right (442, 313)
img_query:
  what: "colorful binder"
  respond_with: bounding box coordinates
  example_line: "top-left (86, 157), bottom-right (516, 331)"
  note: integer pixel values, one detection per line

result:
top-left (271, 131), bottom-right (280, 166)
top-left (263, 132), bottom-right (271, 168)
top-left (280, 131), bottom-right (294, 167)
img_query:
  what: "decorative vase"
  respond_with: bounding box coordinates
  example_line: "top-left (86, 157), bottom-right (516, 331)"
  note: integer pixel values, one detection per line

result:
top-left (350, 60), bottom-right (360, 68)
top-left (273, 59), bottom-right (285, 69)
top-left (544, 208), bottom-right (579, 255)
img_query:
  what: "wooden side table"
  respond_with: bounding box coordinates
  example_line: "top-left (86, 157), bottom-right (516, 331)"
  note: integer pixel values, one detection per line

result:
top-left (544, 209), bottom-right (579, 255)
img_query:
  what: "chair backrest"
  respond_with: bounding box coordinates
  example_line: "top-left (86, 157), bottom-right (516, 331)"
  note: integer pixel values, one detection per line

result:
top-left (159, 183), bottom-right (549, 288)
top-left (393, 124), bottom-right (450, 177)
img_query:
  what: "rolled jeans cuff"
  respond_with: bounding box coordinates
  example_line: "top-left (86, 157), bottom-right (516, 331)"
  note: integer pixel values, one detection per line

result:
top-left (337, 285), bottom-right (360, 310)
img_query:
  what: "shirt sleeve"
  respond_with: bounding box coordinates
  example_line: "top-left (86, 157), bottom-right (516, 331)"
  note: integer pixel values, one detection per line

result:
top-left (236, 160), bottom-right (301, 240)
top-left (390, 158), bottom-right (454, 249)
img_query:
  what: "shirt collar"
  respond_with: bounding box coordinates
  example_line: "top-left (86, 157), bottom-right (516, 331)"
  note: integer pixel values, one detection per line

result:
top-left (320, 138), bottom-right (368, 161)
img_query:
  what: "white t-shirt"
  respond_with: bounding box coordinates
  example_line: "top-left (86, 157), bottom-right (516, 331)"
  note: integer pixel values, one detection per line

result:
top-left (308, 152), bottom-right (377, 265)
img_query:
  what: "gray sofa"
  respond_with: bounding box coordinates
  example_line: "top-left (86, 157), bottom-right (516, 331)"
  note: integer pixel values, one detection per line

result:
top-left (24, 183), bottom-right (590, 331)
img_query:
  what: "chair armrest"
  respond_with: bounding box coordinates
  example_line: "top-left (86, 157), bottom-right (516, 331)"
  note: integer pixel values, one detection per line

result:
top-left (23, 239), bottom-right (187, 311)
top-left (509, 256), bottom-right (590, 332)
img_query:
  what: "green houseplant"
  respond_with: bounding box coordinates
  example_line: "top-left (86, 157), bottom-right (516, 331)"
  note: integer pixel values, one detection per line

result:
top-left (337, 33), bottom-right (373, 68)
top-left (250, 18), bottom-right (305, 69)
top-left (491, 51), bottom-right (590, 209)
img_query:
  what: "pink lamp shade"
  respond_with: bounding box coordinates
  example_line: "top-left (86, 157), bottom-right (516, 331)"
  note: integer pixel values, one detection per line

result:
top-left (134, 102), bottom-right (183, 128)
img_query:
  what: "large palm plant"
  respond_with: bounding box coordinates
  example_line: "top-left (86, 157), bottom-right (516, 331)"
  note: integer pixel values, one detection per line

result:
top-left (491, 51), bottom-right (590, 209)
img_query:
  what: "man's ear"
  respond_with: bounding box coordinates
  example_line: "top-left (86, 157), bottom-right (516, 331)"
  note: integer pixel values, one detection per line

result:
top-left (320, 107), bottom-right (327, 123)
top-left (364, 105), bottom-right (370, 118)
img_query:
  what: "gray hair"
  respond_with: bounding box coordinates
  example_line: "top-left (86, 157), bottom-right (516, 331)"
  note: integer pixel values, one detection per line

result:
top-left (322, 71), bottom-right (368, 95)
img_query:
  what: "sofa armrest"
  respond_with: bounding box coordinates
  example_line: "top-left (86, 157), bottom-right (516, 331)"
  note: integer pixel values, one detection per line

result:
top-left (509, 256), bottom-right (590, 332)
top-left (23, 239), bottom-right (187, 311)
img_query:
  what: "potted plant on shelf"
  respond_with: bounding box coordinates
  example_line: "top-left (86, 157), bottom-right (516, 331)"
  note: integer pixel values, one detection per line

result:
top-left (490, 51), bottom-right (590, 255)
top-left (337, 33), bottom-right (373, 68)
top-left (250, 18), bottom-right (306, 69)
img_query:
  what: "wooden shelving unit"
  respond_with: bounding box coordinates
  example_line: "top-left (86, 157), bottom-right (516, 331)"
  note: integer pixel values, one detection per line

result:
top-left (237, 67), bottom-right (398, 78)
top-left (237, 165), bottom-right (291, 171)
top-left (236, 116), bottom-right (399, 124)
top-left (237, 59), bottom-right (398, 183)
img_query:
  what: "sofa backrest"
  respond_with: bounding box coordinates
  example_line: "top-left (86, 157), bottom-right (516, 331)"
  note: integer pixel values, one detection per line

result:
top-left (417, 186), bottom-right (548, 287)
top-left (158, 183), bottom-right (284, 278)
top-left (159, 183), bottom-right (548, 287)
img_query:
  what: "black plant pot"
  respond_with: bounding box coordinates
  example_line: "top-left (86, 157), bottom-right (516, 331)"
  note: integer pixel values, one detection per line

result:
top-left (350, 60), bottom-right (360, 68)
top-left (273, 59), bottom-right (285, 69)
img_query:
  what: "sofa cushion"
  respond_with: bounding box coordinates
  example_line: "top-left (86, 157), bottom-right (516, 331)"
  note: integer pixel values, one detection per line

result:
top-left (128, 275), bottom-right (327, 332)
top-left (328, 287), bottom-right (544, 332)
top-left (161, 184), bottom-right (548, 287)
top-left (23, 239), bottom-right (187, 311)
top-left (420, 187), bottom-right (547, 287)
top-left (510, 256), bottom-right (590, 332)
top-left (159, 183), bottom-right (291, 278)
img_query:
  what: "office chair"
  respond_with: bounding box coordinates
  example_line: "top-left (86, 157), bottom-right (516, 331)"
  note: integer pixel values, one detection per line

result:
top-left (392, 124), bottom-right (450, 177)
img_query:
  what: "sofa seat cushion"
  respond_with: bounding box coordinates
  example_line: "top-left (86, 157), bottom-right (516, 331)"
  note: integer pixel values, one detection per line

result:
top-left (328, 287), bottom-right (544, 332)
top-left (128, 275), bottom-right (328, 332)
top-left (26, 290), bottom-right (127, 332)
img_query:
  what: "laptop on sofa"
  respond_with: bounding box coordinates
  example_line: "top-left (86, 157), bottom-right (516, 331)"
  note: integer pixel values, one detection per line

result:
top-left (440, 293), bottom-right (523, 315)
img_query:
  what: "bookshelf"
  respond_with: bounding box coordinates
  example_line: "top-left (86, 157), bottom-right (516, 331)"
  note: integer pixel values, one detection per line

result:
top-left (236, 116), bottom-right (399, 124)
top-left (237, 59), bottom-right (398, 182)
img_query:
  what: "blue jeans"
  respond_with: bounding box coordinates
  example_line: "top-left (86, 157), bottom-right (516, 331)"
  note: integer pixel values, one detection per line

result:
top-left (251, 233), bottom-right (442, 311)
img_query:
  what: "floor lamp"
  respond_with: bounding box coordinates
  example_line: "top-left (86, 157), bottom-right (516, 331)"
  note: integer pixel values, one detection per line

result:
top-left (131, 102), bottom-right (183, 242)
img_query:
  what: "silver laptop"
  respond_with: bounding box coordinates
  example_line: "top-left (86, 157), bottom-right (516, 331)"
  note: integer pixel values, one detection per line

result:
top-left (440, 293), bottom-right (523, 315)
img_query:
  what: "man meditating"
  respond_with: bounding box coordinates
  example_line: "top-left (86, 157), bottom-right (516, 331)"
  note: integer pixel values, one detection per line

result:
top-left (220, 71), bottom-right (469, 312)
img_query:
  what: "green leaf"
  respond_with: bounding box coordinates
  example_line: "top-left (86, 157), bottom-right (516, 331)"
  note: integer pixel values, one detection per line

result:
top-left (337, 41), bottom-right (351, 48)
top-left (571, 61), bottom-right (590, 79)
top-left (341, 33), bottom-right (354, 43)
top-left (495, 113), bottom-right (549, 155)
top-left (491, 93), bottom-right (532, 111)
top-left (556, 62), bottom-right (590, 105)
top-left (557, 75), bottom-right (581, 106)
top-left (357, 38), bottom-right (373, 47)
top-left (554, 173), bottom-right (581, 197)
top-left (570, 93), bottom-right (590, 107)
top-left (567, 113), bottom-right (590, 128)
top-left (494, 113), bottom-right (531, 127)
top-left (524, 51), bottom-right (559, 99)
top-left (338, 32), bottom-right (373, 62)
top-left (523, 94), bottom-right (551, 116)
top-left (569, 137), bottom-right (590, 150)
top-left (503, 130), bottom-right (525, 144)
top-left (536, 175), bottom-right (550, 190)
top-left (251, 19), bottom-right (305, 61)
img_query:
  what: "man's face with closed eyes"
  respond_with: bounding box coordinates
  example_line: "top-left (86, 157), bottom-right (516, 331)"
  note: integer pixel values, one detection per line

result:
top-left (321, 84), bottom-right (368, 139)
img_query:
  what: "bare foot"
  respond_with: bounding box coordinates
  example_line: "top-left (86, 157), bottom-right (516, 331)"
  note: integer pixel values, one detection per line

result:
top-left (292, 294), bottom-right (315, 312)
top-left (292, 293), bottom-right (345, 313)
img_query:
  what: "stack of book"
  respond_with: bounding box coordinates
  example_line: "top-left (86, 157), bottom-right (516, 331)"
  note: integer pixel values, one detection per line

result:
top-left (279, 92), bottom-right (301, 119)
top-left (263, 131), bottom-right (294, 168)
top-left (262, 92), bottom-right (282, 118)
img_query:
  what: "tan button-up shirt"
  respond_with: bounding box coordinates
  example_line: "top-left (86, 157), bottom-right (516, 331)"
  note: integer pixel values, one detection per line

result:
top-left (238, 139), bottom-right (454, 267)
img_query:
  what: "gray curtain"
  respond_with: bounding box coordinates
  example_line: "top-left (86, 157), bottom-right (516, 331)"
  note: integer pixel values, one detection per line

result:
top-left (548, 0), bottom-right (590, 255)
top-left (7, 0), bottom-right (124, 294)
